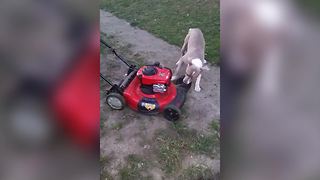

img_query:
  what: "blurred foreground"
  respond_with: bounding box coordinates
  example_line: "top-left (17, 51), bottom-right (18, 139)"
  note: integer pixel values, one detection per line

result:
top-left (222, 0), bottom-right (320, 180)
top-left (0, 1), bottom-right (99, 180)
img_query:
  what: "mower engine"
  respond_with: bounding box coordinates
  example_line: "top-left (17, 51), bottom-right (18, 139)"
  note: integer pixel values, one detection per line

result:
top-left (137, 65), bottom-right (172, 94)
top-left (153, 84), bottom-right (167, 93)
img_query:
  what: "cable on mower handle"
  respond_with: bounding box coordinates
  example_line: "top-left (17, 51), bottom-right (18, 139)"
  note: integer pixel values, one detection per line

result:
top-left (100, 39), bottom-right (132, 68)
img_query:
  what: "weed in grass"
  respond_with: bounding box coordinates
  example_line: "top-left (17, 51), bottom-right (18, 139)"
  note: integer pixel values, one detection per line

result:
top-left (155, 132), bottom-right (186, 174)
top-left (189, 120), bottom-right (221, 157)
top-left (101, 171), bottom-right (113, 180)
top-left (100, 117), bottom-right (106, 130)
top-left (210, 120), bottom-right (220, 140)
top-left (210, 120), bottom-right (220, 132)
top-left (190, 133), bottom-right (218, 157)
top-left (171, 121), bottom-right (186, 132)
top-left (118, 154), bottom-right (150, 180)
top-left (178, 165), bottom-right (216, 180)
top-left (171, 121), bottom-right (218, 156)
top-left (100, 155), bottom-right (113, 180)
top-left (100, 155), bottom-right (110, 166)
top-left (171, 121), bottom-right (195, 137)
top-left (110, 122), bottom-right (124, 131)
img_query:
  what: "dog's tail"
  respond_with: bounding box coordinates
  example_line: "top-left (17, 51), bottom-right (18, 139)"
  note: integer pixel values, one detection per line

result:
top-left (181, 32), bottom-right (190, 56)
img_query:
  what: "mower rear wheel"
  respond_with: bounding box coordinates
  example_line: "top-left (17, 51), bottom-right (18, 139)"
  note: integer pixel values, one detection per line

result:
top-left (106, 93), bottom-right (125, 110)
top-left (163, 105), bottom-right (181, 121)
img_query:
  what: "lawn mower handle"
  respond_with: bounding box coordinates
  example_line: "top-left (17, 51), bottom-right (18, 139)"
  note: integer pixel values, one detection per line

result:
top-left (100, 73), bottom-right (113, 86)
top-left (100, 39), bottom-right (132, 68)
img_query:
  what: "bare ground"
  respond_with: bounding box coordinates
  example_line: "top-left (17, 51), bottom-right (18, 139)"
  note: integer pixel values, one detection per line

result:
top-left (100, 10), bottom-right (220, 180)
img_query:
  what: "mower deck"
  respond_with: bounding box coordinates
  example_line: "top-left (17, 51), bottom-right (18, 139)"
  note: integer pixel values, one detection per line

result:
top-left (101, 39), bottom-right (191, 121)
top-left (107, 68), bottom-right (190, 121)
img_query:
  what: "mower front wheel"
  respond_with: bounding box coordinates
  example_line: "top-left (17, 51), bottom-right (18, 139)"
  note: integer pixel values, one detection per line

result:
top-left (106, 93), bottom-right (125, 110)
top-left (163, 105), bottom-right (181, 121)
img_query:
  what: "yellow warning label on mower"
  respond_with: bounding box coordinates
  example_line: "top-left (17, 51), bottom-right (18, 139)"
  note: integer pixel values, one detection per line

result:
top-left (142, 102), bottom-right (156, 111)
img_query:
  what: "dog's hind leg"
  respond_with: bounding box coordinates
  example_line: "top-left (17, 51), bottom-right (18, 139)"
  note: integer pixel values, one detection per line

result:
top-left (194, 71), bottom-right (202, 92)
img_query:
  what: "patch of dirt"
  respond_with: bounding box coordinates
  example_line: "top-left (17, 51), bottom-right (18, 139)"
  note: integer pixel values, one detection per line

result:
top-left (100, 10), bottom-right (220, 179)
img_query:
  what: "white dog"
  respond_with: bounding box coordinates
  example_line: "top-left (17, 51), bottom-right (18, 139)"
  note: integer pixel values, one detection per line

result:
top-left (172, 28), bottom-right (209, 92)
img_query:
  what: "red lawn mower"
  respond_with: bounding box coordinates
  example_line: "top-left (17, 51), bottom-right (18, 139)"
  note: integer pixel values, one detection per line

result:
top-left (100, 39), bottom-right (191, 121)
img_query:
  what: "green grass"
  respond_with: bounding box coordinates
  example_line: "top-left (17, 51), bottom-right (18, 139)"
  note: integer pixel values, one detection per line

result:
top-left (100, 155), bottom-right (113, 180)
top-left (154, 121), bottom-right (220, 174)
top-left (178, 165), bottom-right (216, 180)
top-left (101, 171), bottom-right (113, 180)
top-left (190, 134), bottom-right (217, 156)
top-left (110, 122), bottom-right (124, 131)
top-left (155, 130), bottom-right (187, 174)
top-left (296, 0), bottom-right (320, 17)
top-left (118, 154), bottom-right (151, 180)
top-left (101, 121), bottom-right (220, 178)
top-left (100, 117), bottom-right (105, 130)
top-left (100, 155), bottom-right (110, 165)
top-left (100, 0), bottom-right (220, 64)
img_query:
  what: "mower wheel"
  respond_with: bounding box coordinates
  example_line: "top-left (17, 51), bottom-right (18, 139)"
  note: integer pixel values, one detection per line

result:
top-left (106, 93), bottom-right (125, 110)
top-left (163, 105), bottom-right (181, 121)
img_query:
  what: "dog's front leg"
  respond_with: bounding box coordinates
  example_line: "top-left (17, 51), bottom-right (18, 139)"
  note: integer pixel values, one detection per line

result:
top-left (171, 57), bottom-right (184, 81)
top-left (195, 73), bottom-right (202, 92)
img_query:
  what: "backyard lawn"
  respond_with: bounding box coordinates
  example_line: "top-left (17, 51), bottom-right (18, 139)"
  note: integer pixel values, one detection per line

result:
top-left (101, 0), bottom-right (220, 64)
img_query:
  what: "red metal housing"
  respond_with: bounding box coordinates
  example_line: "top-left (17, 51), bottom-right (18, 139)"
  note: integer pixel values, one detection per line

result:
top-left (137, 66), bottom-right (172, 85)
top-left (123, 66), bottom-right (176, 113)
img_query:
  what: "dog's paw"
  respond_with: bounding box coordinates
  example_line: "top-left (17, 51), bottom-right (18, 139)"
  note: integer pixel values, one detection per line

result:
top-left (195, 86), bottom-right (201, 92)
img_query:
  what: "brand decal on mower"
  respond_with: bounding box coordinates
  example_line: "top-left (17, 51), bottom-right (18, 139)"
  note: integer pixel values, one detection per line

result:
top-left (138, 98), bottom-right (159, 113)
top-left (142, 102), bottom-right (156, 111)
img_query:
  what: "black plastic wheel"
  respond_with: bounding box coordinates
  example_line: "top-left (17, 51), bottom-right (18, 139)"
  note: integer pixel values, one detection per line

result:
top-left (106, 93), bottom-right (125, 110)
top-left (163, 105), bottom-right (181, 121)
